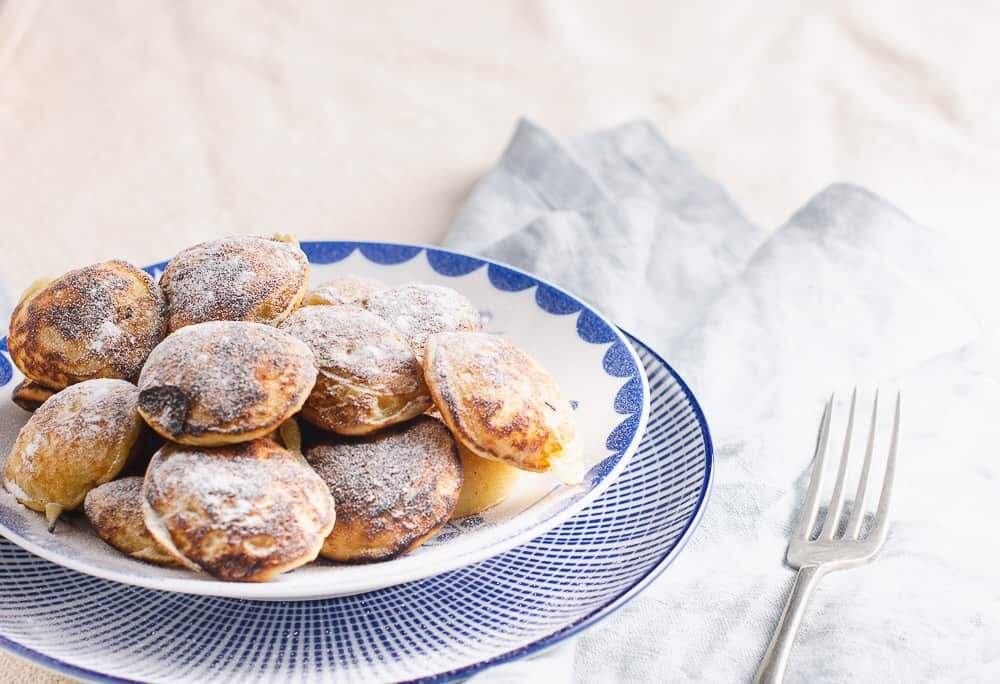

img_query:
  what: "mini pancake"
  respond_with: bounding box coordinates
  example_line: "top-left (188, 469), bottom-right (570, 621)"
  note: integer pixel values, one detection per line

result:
top-left (3, 379), bottom-right (143, 529)
top-left (84, 477), bottom-right (179, 566)
top-left (424, 332), bottom-right (583, 483)
top-left (142, 438), bottom-right (336, 581)
top-left (7, 261), bottom-right (167, 389)
top-left (280, 305), bottom-right (431, 435)
top-left (306, 416), bottom-right (462, 563)
top-left (365, 284), bottom-right (482, 358)
top-left (10, 380), bottom-right (56, 412)
top-left (137, 321), bottom-right (317, 446)
top-left (451, 443), bottom-right (521, 519)
top-left (302, 275), bottom-right (386, 307)
top-left (159, 235), bottom-right (309, 332)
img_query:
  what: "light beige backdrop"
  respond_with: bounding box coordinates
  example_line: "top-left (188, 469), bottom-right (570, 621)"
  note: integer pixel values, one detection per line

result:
top-left (1, 1), bottom-right (998, 681)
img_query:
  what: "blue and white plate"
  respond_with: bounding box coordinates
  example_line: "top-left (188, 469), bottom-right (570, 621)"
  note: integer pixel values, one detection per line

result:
top-left (0, 332), bottom-right (711, 683)
top-left (0, 242), bottom-right (652, 600)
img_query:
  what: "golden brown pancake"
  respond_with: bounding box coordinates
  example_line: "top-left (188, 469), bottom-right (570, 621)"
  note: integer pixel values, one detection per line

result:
top-left (7, 260), bottom-right (167, 389)
top-left (306, 416), bottom-right (462, 563)
top-left (280, 305), bottom-right (431, 435)
top-left (137, 321), bottom-right (317, 446)
top-left (451, 443), bottom-right (520, 519)
top-left (10, 380), bottom-right (56, 412)
top-left (365, 284), bottom-right (482, 358)
top-left (159, 235), bottom-right (309, 332)
top-left (423, 332), bottom-right (583, 482)
top-left (3, 379), bottom-right (143, 528)
top-left (302, 275), bottom-right (386, 307)
top-left (142, 438), bottom-right (336, 581)
top-left (84, 477), bottom-right (179, 566)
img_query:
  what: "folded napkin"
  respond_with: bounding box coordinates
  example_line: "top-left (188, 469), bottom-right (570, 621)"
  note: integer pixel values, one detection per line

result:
top-left (454, 121), bottom-right (1000, 683)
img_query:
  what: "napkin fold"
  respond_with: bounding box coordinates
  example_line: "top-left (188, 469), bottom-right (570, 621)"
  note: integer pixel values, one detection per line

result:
top-left (455, 120), bottom-right (1000, 683)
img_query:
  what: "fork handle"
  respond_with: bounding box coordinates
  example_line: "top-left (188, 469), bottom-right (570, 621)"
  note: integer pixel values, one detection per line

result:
top-left (753, 565), bottom-right (827, 684)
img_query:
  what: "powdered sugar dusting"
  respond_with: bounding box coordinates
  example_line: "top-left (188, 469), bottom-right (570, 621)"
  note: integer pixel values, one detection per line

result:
top-left (7, 260), bottom-right (167, 385)
top-left (86, 477), bottom-right (144, 518)
top-left (303, 275), bottom-right (386, 307)
top-left (366, 284), bottom-right (483, 358)
top-left (151, 449), bottom-right (271, 532)
top-left (306, 417), bottom-right (460, 532)
top-left (4, 379), bottom-right (140, 505)
top-left (144, 440), bottom-right (335, 579)
top-left (14, 379), bottom-right (139, 473)
top-left (160, 236), bottom-right (308, 331)
top-left (89, 320), bottom-right (124, 353)
top-left (137, 321), bottom-right (316, 438)
top-left (280, 306), bottom-right (421, 389)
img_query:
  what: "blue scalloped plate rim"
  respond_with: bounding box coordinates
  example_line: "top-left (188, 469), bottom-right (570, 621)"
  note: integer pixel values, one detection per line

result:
top-left (0, 241), bottom-right (712, 681)
top-left (0, 241), bottom-right (651, 601)
top-left (0, 333), bottom-right (711, 683)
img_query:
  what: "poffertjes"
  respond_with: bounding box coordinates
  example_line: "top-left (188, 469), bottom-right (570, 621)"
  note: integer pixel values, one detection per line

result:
top-left (10, 379), bottom-right (55, 412)
top-left (423, 332), bottom-right (583, 483)
top-left (142, 438), bottom-right (336, 581)
top-left (280, 305), bottom-right (431, 435)
top-left (365, 284), bottom-right (482, 358)
top-left (3, 379), bottom-right (143, 528)
top-left (85, 477), bottom-right (179, 567)
top-left (7, 261), bottom-right (167, 389)
top-left (306, 416), bottom-right (462, 563)
top-left (137, 321), bottom-right (317, 446)
top-left (302, 275), bottom-right (386, 307)
top-left (159, 235), bottom-right (309, 332)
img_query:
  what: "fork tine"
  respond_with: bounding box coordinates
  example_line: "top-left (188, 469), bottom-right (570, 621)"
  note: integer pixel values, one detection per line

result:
top-left (820, 388), bottom-right (856, 540)
top-left (868, 392), bottom-right (900, 546)
top-left (845, 390), bottom-right (878, 539)
top-left (793, 395), bottom-right (834, 540)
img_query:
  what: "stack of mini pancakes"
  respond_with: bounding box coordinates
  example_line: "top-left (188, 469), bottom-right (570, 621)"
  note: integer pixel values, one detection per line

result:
top-left (2, 235), bottom-right (582, 582)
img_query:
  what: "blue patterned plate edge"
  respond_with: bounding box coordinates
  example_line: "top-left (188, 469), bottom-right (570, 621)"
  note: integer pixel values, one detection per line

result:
top-left (0, 242), bottom-right (651, 600)
top-left (0, 332), bottom-right (713, 684)
top-left (419, 331), bottom-right (714, 683)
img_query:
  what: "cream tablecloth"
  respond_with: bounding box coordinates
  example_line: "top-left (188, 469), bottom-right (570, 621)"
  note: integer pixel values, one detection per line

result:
top-left (1, 2), bottom-right (998, 681)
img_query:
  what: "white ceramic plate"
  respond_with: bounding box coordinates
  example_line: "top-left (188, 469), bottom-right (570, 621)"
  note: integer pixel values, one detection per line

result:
top-left (0, 241), bottom-right (650, 601)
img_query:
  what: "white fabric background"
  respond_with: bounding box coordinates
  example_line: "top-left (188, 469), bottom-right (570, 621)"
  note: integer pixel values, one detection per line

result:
top-left (1, 2), bottom-right (998, 682)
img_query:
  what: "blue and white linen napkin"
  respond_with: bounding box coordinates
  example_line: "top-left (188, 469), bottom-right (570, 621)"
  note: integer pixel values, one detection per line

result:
top-left (454, 120), bottom-right (1000, 683)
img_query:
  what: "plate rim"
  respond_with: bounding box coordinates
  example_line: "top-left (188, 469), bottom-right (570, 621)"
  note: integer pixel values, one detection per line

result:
top-left (0, 332), bottom-right (713, 684)
top-left (0, 241), bottom-right (651, 600)
top-left (411, 332), bottom-right (714, 683)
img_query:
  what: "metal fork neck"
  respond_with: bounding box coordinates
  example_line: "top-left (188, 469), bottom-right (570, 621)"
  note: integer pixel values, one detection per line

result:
top-left (753, 565), bottom-right (829, 684)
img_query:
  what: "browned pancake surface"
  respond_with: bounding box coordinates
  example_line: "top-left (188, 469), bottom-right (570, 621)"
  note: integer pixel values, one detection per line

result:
top-left (142, 439), bottom-right (335, 581)
top-left (137, 321), bottom-right (317, 446)
top-left (7, 260), bottom-right (166, 389)
top-left (85, 477), bottom-right (179, 566)
top-left (306, 416), bottom-right (462, 562)
top-left (3, 379), bottom-right (142, 514)
top-left (160, 235), bottom-right (308, 331)
top-left (10, 380), bottom-right (55, 412)
top-left (423, 332), bottom-right (578, 474)
top-left (280, 305), bottom-right (431, 434)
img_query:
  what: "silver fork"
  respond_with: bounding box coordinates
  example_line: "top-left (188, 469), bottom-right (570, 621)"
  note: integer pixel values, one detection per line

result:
top-left (754, 390), bottom-right (900, 684)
